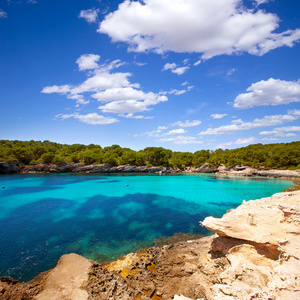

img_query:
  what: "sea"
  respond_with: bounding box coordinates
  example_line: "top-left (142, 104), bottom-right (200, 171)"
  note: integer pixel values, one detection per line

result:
top-left (0, 173), bottom-right (293, 282)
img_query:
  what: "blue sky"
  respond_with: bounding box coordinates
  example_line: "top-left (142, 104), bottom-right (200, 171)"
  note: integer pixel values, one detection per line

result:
top-left (0, 0), bottom-right (299, 152)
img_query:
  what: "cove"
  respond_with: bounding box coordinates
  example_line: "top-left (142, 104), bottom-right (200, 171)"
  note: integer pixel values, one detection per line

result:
top-left (0, 173), bottom-right (293, 282)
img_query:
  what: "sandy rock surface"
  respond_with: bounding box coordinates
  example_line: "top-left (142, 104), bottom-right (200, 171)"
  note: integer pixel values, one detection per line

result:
top-left (201, 190), bottom-right (300, 299)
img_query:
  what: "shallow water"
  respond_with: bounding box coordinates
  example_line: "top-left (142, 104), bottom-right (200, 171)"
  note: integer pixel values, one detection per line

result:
top-left (0, 173), bottom-right (293, 282)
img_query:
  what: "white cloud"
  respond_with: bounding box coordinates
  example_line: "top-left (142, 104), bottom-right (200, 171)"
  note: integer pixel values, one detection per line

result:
top-left (172, 120), bottom-right (202, 128)
top-left (216, 137), bottom-right (255, 149)
top-left (56, 113), bottom-right (119, 125)
top-left (162, 63), bottom-right (189, 75)
top-left (233, 78), bottom-right (300, 109)
top-left (158, 126), bottom-right (167, 130)
top-left (235, 137), bottom-right (256, 145)
top-left (0, 9), bottom-right (8, 18)
top-left (172, 66), bottom-right (189, 75)
top-left (231, 118), bottom-right (243, 125)
top-left (119, 113), bottom-right (154, 119)
top-left (76, 54), bottom-right (100, 71)
top-left (79, 8), bottom-right (99, 24)
top-left (166, 85), bottom-right (193, 96)
top-left (166, 129), bottom-right (187, 135)
top-left (98, 95), bottom-right (167, 114)
top-left (159, 135), bottom-right (203, 145)
top-left (255, 0), bottom-right (271, 6)
top-left (227, 68), bottom-right (237, 76)
top-left (288, 109), bottom-right (300, 117)
top-left (94, 87), bottom-right (168, 114)
top-left (259, 126), bottom-right (300, 137)
top-left (163, 63), bottom-right (177, 71)
top-left (42, 85), bottom-right (71, 94)
top-left (181, 81), bottom-right (189, 86)
top-left (98, 0), bottom-right (300, 58)
top-left (194, 60), bottom-right (202, 66)
top-left (211, 114), bottom-right (227, 119)
top-left (92, 87), bottom-right (152, 102)
top-left (168, 89), bottom-right (187, 96)
top-left (134, 61), bottom-right (147, 66)
top-left (199, 110), bottom-right (300, 135)
top-left (42, 55), bottom-right (168, 116)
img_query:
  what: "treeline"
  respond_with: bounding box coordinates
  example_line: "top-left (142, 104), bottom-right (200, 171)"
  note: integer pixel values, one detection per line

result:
top-left (0, 140), bottom-right (299, 170)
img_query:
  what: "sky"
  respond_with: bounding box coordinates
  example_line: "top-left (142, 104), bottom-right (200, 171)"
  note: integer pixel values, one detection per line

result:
top-left (0, 0), bottom-right (300, 152)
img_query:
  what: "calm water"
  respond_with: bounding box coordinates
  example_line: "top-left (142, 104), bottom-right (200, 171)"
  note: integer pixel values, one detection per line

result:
top-left (0, 173), bottom-right (293, 282)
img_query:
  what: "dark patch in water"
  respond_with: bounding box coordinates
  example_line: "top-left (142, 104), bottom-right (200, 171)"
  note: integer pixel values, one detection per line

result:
top-left (0, 193), bottom-right (211, 282)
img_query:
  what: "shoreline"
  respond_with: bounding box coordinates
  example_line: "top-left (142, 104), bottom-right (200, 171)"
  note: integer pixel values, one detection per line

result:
top-left (1, 162), bottom-right (300, 179)
top-left (1, 190), bottom-right (299, 299)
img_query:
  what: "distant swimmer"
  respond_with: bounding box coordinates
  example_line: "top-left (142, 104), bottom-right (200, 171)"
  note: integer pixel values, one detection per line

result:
top-left (2, 186), bottom-right (4, 189)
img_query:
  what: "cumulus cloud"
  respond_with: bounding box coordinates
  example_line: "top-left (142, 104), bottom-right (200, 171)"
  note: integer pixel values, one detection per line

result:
top-left (42, 55), bottom-right (168, 119)
top-left (163, 63), bottom-right (189, 75)
top-left (79, 8), bottom-right (99, 24)
top-left (216, 137), bottom-right (255, 149)
top-left (172, 120), bottom-right (202, 128)
top-left (159, 136), bottom-right (203, 145)
top-left (56, 113), bottom-right (119, 125)
top-left (289, 109), bottom-right (300, 117)
top-left (98, 0), bottom-right (300, 58)
top-left (76, 54), bottom-right (100, 71)
top-left (259, 126), bottom-right (300, 137)
top-left (166, 129), bottom-right (187, 135)
top-left (199, 110), bottom-right (300, 135)
top-left (0, 9), bottom-right (7, 18)
top-left (98, 96), bottom-right (167, 114)
top-left (211, 114), bottom-right (227, 119)
top-left (233, 78), bottom-right (300, 109)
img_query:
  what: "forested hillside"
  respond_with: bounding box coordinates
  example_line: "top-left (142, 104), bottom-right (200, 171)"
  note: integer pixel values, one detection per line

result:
top-left (0, 140), bottom-right (299, 170)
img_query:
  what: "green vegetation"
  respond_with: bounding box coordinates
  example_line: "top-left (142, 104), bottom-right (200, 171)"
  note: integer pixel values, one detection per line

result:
top-left (0, 140), bottom-right (299, 170)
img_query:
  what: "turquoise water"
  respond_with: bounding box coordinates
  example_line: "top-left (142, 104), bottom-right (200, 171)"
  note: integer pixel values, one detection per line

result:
top-left (0, 173), bottom-right (293, 282)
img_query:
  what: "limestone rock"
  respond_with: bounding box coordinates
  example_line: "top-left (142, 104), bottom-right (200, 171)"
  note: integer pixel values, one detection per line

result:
top-left (217, 166), bottom-right (300, 178)
top-left (22, 163), bottom-right (176, 174)
top-left (201, 190), bottom-right (300, 299)
top-left (194, 163), bottom-right (218, 173)
top-left (35, 253), bottom-right (92, 300)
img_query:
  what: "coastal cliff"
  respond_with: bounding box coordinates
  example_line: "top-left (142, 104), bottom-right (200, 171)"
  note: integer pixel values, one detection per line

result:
top-left (1, 190), bottom-right (300, 299)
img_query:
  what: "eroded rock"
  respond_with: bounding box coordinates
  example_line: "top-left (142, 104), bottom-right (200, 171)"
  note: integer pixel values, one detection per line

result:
top-left (201, 190), bottom-right (300, 299)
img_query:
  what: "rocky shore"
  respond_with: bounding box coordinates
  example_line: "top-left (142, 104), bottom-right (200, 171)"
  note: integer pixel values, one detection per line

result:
top-left (1, 190), bottom-right (300, 299)
top-left (1, 162), bottom-right (299, 178)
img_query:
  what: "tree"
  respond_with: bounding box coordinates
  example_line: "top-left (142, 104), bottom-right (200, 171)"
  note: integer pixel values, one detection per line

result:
top-left (41, 152), bottom-right (55, 164)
